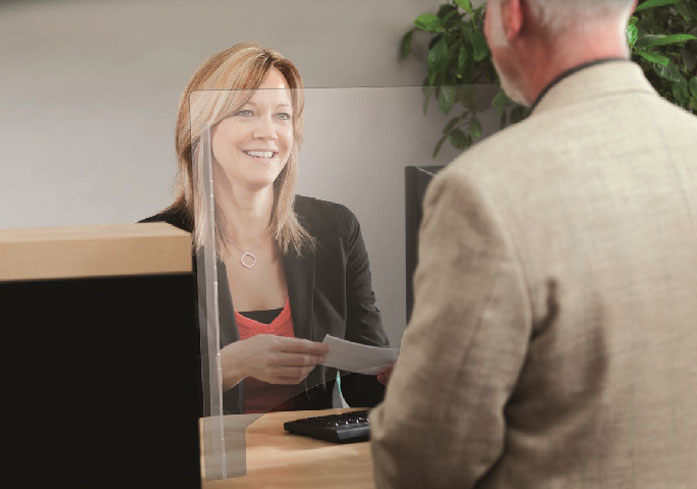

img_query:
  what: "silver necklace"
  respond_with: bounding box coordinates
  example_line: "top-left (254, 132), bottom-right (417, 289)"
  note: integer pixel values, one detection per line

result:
top-left (223, 236), bottom-right (257, 269)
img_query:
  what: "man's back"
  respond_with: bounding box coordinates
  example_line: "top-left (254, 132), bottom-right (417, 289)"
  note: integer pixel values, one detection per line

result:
top-left (461, 60), bottom-right (697, 488)
top-left (371, 61), bottom-right (697, 488)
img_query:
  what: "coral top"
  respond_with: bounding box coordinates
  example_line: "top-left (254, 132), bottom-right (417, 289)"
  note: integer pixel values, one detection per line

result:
top-left (235, 298), bottom-right (303, 413)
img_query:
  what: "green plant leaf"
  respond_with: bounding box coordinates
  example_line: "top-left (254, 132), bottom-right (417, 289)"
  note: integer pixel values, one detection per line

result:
top-left (468, 117), bottom-right (482, 139)
top-left (428, 33), bottom-right (443, 50)
top-left (675, 2), bottom-right (692, 21)
top-left (672, 82), bottom-right (688, 104)
top-left (636, 50), bottom-right (671, 65)
top-left (448, 128), bottom-right (471, 149)
top-left (437, 4), bottom-right (460, 28)
top-left (414, 14), bottom-right (443, 33)
top-left (458, 45), bottom-right (469, 73)
top-left (635, 0), bottom-right (682, 12)
top-left (442, 115), bottom-right (464, 134)
top-left (467, 28), bottom-right (490, 62)
top-left (690, 96), bottom-right (697, 111)
top-left (438, 85), bottom-right (457, 114)
top-left (441, 9), bottom-right (460, 27)
top-left (454, 0), bottom-right (473, 15)
top-left (400, 30), bottom-right (414, 59)
top-left (627, 24), bottom-right (639, 47)
top-left (629, 15), bottom-right (639, 25)
top-left (437, 3), bottom-right (458, 18)
top-left (677, 75), bottom-right (691, 99)
top-left (511, 106), bottom-right (529, 124)
top-left (682, 48), bottom-right (697, 72)
top-left (422, 83), bottom-right (433, 115)
top-left (671, 76), bottom-right (690, 104)
top-left (690, 77), bottom-right (697, 98)
top-left (456, 85), bottom-right (477, 110)
top-left (657, 62), bottom-right (682, 82)
top-left (428, 38), bottom-right (450, 74)
top-left (637, 33), bottom-right (697, 48)
top-left (492, 89), bottom-right (509, 118)
top-left (433, 133), bottom-right (448, 158)
top-left (689, 5), bottom-right (697, 22)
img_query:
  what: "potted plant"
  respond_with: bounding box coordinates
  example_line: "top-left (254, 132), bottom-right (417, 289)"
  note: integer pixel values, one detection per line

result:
top-left (401, 0), bottom-right (697, 157)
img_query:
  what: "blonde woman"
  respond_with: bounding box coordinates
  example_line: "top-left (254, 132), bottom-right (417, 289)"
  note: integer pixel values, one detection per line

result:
top-left (143, 43), bottom-right (389, 414)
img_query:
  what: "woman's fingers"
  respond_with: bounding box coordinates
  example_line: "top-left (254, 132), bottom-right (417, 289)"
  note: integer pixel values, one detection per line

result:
top-left (234, 335), bottom-right (329, 384)
top-left (268, 365), bottom-right (315, 384)
top-left (272, 336), bottom-right (329, 356)
top-left (271, 351), bottom-right (326, 367)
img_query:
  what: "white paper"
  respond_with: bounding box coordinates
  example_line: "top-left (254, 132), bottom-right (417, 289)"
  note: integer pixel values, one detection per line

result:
top-left (321, 335), bottom-right (399, 375)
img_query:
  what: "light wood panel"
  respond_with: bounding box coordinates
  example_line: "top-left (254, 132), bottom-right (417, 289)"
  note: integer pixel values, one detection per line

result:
top-left (0, 222), bottom-right (191, 281)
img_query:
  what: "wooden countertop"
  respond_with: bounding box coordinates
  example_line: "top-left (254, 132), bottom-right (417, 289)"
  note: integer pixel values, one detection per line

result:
top-left (202, 408), bottom-right (376, 489)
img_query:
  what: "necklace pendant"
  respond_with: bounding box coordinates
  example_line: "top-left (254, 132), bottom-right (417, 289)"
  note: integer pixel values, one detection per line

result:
top-left (239, 251), bottom-right (257, 269)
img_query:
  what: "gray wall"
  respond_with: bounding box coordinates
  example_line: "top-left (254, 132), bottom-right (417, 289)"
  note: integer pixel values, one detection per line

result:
top-left (0, 0), bottom-right (496, 345)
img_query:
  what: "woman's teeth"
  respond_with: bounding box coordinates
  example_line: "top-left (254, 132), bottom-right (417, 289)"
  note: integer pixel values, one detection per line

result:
top-left (244, 150), bottom-right (274, 158)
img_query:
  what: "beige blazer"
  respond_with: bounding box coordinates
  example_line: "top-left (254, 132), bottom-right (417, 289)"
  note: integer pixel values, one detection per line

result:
top-left (371, 61), bottom-right (697, 489)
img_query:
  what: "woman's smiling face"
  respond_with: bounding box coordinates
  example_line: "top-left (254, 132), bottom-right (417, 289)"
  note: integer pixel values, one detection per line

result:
top-left (211, 67), bottom-right (294, 192)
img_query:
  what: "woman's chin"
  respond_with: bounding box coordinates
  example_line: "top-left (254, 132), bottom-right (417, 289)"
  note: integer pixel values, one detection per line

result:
top-left (243, 175), bottom-right (280, 192)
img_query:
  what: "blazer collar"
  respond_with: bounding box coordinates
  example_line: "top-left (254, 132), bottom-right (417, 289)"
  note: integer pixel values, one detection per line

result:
top-left (283, 244), bottom-right (318, 342)
top-left (532, 60), bottom-right (657, 117)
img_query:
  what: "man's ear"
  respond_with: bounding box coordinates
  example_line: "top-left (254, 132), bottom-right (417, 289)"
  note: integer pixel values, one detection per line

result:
top-left (502, 0), bottom-right (524, 41)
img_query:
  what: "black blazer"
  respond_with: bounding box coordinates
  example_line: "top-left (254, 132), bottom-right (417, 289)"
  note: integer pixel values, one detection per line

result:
top-left (142, 195), bottom-right (389, 413)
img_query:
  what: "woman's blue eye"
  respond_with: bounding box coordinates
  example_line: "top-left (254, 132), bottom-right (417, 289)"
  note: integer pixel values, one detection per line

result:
top-left (235, 109), bottom-right (254, 117)
top-left (277, 112), bottom-right (292, 120)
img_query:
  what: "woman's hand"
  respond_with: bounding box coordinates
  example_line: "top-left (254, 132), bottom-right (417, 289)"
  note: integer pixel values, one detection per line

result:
top-left (220, 335), bottom-right (329, 389)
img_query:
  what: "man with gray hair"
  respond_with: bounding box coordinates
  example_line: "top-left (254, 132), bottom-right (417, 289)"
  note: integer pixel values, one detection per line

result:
top-left (371, 0), bottom-right (697, 487)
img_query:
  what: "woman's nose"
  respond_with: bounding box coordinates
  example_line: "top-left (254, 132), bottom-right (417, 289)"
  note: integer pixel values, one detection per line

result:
top-left (252, 114), bottom-right (277, 140)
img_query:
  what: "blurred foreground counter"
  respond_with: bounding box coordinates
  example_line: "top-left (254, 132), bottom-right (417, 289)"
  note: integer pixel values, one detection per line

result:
top-left (2, 223), bottom-right (201, 489)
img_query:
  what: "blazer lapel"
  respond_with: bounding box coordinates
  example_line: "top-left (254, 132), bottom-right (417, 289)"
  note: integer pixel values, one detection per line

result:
top-left (194, 246), bottom-right (238, 346)
top-left (216, 259), bottom-right (239, 346)
top-left (284, 245), bottom-right (317, 342)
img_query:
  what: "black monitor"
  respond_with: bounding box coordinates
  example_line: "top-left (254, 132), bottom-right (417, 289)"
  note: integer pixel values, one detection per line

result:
top-left (405, 165), bottom-right (445, 321)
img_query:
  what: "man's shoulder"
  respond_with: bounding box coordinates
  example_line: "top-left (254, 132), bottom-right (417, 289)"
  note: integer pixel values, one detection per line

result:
top-left (443, 115), bottom-right (546, 182)
top-left (433, 106), bottom-right (600, 210)
top-left (444, 89), bottom-right (697, 186)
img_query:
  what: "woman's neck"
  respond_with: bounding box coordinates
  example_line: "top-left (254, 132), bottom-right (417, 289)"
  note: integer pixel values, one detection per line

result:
top-left (215, 182), bottom-right (275, 247)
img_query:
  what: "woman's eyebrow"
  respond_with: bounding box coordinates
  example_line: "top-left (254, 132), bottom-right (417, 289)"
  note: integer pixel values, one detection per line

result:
top-left (243, 100), bottom-right (292, 109)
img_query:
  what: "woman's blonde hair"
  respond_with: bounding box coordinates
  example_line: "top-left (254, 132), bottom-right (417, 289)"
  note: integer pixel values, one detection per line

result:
top-left (167, 42), bottom-right (314, 255)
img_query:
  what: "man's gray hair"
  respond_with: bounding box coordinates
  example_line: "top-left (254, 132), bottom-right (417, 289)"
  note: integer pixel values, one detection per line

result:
top-left (522, 0), bottom-right (635, 32)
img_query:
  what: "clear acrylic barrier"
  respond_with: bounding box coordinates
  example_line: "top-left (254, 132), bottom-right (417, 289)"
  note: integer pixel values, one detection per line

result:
top-left (189, 85), bottom-right (501, 480)
top-left (195, 124), bottom-right (255, 479)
